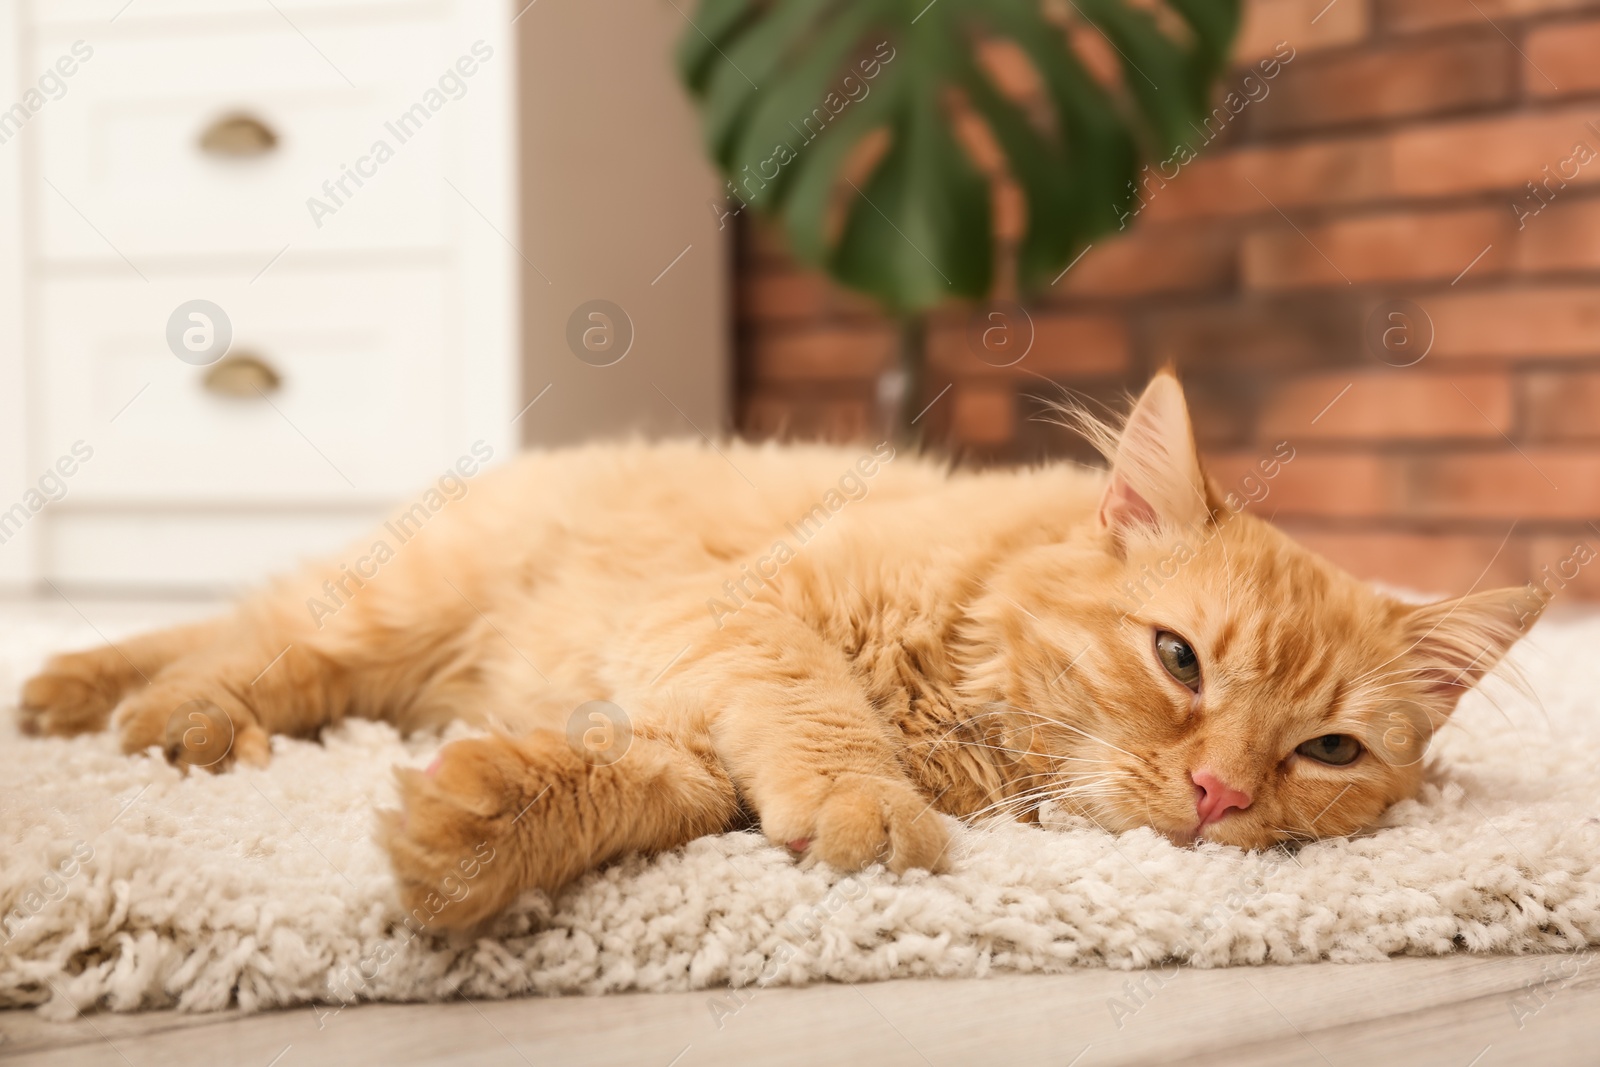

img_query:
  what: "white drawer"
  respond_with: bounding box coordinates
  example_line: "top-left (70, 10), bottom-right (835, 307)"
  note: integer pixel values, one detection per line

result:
top-left (45, 511), bottom-right (387, 593)
top-left (32, 19), bottom-right (500, 260)
top-left (32, 0), bottom-right (426, 24)
top-left (37, 265), bottom-right (469, 504)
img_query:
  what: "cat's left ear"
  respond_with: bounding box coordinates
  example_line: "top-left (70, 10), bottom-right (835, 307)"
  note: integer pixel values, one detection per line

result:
top-left (1401, 586), bottom-right (1538, 716)
top-left (1097, 371), bottom-right (1214, 541)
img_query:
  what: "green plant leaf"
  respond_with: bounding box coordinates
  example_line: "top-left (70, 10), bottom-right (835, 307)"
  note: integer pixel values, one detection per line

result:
top-left (725, 4), bottom-right (878, 211)
top-left (832, 91), bottom-right (992, 310)
top-left (779, 77), bottom-right (895, 266)
top-left (679, 0), bottom-right (1240, 313)
top-left (700, 0), bottom-right (835, 163)
top-left (676, 0), bottom-right (758, 93)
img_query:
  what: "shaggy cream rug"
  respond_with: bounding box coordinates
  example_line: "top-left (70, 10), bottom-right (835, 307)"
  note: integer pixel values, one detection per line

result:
top-left (4, 610), bottom-right (1599, 1019)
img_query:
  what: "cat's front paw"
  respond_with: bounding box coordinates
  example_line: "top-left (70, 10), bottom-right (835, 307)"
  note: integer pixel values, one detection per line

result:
top-left (378, 734), bottom-right (553, 932)
top-left (768, 772), bottom-right (952, 875)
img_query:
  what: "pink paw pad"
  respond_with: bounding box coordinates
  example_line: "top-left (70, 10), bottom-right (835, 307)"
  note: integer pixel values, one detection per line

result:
top-left (425, 756), bottom-right (443, 777)
top-left (787, 838), bottom-right (810, 853)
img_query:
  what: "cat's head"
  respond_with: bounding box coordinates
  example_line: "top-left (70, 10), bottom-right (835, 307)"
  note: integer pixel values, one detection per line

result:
top-left (965, 371), bottom-right (1539, 849)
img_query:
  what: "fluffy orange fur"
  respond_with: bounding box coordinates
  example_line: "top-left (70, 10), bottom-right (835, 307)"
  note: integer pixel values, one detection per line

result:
top-left (17, 373), bottom-right (1538, 929)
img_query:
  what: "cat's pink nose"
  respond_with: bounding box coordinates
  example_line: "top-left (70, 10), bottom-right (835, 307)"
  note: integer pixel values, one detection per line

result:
top-left (1191, 769), bottom-right (1252, 827)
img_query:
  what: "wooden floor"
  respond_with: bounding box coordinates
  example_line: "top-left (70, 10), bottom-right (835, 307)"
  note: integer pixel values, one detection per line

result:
top-left (2, 953), bottom-right (1596, 1066)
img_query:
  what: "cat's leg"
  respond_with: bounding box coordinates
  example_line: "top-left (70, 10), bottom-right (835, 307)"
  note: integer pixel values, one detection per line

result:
top-left (105, 588), bottom-right (463, 770)
top-left (378, 712), bottom-right (738, 929)
top-left (108, 634), bottom-right (326, 770)
top-left (18, 619), bottom-right (223, 737)
top-left (378, 605), bottom-right (947, 928)
top-left (693, 608), bottom-right (953, 876)
top-left (99, 518), bottom-right (562, 769)
top-left (104, 562), bottom-right (551, 771)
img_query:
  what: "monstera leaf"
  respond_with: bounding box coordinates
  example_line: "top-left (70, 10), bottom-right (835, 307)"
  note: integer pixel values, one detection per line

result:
top-left (678, 0), bottom-right (1239, 314)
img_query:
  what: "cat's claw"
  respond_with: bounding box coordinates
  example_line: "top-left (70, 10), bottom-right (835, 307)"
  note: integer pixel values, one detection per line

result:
top-left (767, 773), bottom-right (951, 876)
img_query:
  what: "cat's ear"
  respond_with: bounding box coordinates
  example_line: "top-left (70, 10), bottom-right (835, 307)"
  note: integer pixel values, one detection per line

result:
top-left (1097, 371), bottom-right (1212, 540)
top-left (1401, 586), bottom-right (1538, 716)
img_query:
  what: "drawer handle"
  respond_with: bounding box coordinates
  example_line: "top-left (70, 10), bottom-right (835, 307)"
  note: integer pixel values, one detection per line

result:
top-left (198, 112), bottom-right (278, 158)
top-left (203, 352), bottom-right (282, 398)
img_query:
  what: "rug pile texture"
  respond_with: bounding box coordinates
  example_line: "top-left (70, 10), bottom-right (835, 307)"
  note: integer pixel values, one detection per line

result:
top-left (4, 612), bottom-right (1599, 1018)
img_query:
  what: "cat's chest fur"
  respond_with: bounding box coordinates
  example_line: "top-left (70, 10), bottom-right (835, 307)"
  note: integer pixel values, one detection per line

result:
top-left (763, 483), bottom-right (1097, 821)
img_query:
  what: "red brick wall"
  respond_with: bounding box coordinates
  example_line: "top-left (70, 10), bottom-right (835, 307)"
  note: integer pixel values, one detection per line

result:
top-left (733, 0), bottom-right (1600, 599)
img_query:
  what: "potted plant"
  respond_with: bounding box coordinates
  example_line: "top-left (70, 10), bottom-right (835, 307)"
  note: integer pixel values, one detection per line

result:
top-left (678, 0), bottom-right (1240, 442)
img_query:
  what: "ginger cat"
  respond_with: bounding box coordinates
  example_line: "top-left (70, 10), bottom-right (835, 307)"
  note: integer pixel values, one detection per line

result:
top-left (17, 373), bottom-right (1537, 929)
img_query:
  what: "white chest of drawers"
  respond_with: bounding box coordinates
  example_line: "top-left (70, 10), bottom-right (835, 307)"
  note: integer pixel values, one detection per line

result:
top-left (0, 0), bottom-right (520, 593)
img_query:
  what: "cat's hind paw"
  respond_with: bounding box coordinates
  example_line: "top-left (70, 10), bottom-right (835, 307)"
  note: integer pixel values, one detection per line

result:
top-left (379, 735), bottom-right (547, 932)
top-left (110, 681), bottom-right (270, 771)
top-left (18, 652), bottom-right (127, 737)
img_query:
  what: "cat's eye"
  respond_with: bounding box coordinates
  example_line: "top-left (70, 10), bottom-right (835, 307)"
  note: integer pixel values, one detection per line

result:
top-left (1296, 734), bottom-right (1363, 766)
top-left (1154, 630), bottom-right (1201, 691)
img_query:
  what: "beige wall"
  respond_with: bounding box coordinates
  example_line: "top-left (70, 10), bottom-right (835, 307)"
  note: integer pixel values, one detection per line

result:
top-left (517, 0), bottom-right (729, 447)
